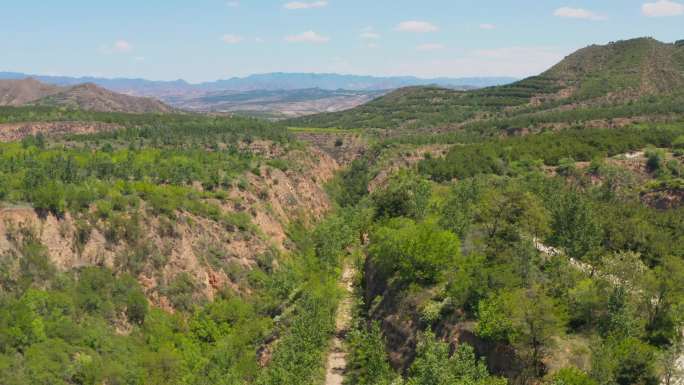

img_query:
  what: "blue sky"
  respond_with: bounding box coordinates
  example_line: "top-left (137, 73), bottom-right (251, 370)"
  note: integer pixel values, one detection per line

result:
top-left (1, 0), bottom-right (683, 82)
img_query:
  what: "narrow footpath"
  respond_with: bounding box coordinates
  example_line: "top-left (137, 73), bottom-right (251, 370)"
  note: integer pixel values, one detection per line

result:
top-left (324, 264), bottom-right (356, 385)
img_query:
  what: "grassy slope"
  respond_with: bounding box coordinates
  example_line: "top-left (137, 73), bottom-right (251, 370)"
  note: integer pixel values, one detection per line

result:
top-left (289, 38), bottom-right (684, 131)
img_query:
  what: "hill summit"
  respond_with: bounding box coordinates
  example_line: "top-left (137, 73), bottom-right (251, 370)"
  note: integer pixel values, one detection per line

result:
top-left (0, 78), bottom-right (174, 114)
top-left (538, 37), bottom-right (684, 101)
top-left (0, 78), bottom-right (62, 106)
top-left (291, 37), bottom-right (684, 130)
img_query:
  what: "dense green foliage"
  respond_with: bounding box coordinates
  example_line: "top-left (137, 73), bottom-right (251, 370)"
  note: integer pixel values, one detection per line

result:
top-left (290, 38), bottom-right (684, 132)
top-left (339, 122), bottom-right (684, 385)
top-left (0, 205), bottom-right (364, 385)
top-left (371, 171), bottom-right (431, 220)
top-left (0, 106), bottom-right (289, 143)
top-left (3, 43), bottom-right (684, 385)
top-left (345, 322), bottom-right (397, 385)
top-left (0, 107), bottom-right (363, 384)
top-left (0, 229), bottom-right (269, 385)
top-left (369, 218), bottom-right (461, 285)
top-left (406, 332), bottom-right (507, 385)
top-left (418, 125), bottom-right (683, 181)
top-left (256, 208), bottom-right (364, 385)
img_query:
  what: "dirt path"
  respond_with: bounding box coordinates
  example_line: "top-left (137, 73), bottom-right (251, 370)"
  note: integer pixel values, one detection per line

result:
top-left (323, 264), bottom-right (355, 385)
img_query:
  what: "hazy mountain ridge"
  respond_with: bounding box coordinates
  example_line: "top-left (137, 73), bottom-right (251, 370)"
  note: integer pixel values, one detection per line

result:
top-left (198, 73), bottom-right (516, 92)
top-left (0, 78), bottom-right (174, 114)
top-left (0, 71), bottom-right (516, 95)
top-left (0, 72), bottom-right (515, 117)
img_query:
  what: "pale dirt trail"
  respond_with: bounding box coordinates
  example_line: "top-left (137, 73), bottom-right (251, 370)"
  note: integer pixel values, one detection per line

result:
top-left (324, 264), bottom-right (355, 385)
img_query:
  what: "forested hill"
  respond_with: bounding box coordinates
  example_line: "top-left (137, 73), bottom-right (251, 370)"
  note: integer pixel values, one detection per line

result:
top-left (290, 37), bottom-right (684, 131)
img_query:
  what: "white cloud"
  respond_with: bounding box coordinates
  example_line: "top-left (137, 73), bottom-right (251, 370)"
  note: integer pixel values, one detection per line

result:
top-left (113, 40), bottom-right (132, 52)
top-left (284, 1), bottom-right (328, 9)
top-left (360, 27), bottom-right (380, 40)
top-left (642, 0), bottom-right (684, 16)
top-left (100, 40), bottom-right (133, 54)
top-left (553, 7), bottom-right (606, 20)
top-left (396, 20), bottom-right (438, 33)
top-left (255, 37), bottom-right (265, 43)
top-left (479, 23), bottom-right (496, 30)
top-left (221, 34), bottom-right (244, 44)
top-left (366, 42), bottom-right (379, 49)
top-left (360, 31), bottom-right (380, 40)
top-left (285, 31), bottom-right (330, 43)
top-left (417, 43), bottom-right (445, 51)
top-left (226, 1), bottom-right (240, 7)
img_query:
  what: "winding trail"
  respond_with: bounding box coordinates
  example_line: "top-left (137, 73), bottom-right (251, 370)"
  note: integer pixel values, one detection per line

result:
top-left (324, 264), bottom-right (356, 385)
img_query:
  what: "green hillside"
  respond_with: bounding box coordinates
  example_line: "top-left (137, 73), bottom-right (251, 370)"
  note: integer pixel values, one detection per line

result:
top-left (1, 36), bottom-right (684, 385)
top-left (291, 38), bottom-right (684, 131)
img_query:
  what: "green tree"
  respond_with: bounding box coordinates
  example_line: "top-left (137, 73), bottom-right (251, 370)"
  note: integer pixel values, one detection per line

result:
top-left (372, 171), bottom-right (431, 220)
top-left (369, 219), bottom-right (461, 285)
top-left (557, 158), bottom-right (578, 177)
top-left (476, 186), bottom-right (550, 248)
top-left (551, 367), bottom-right (597, 385)
top-left (30, 182), bottom-right (66, 216)
top-left (335, 159), bottom-right (371, 207)
top-left (345, 322), bottom-right (396, 385)
top-left (126, 290), bottom-right (149, 325)
top-left (612, 337), bottom-right (658, 385)
top-left (645, 147), bottom-right (665, 173)
top-left (643, 256), bottom-right (684, 345)
top-left (407, 331), bottom-right (506, 385)
top-left (440, 178), bottom-right (483, 238)
top-left (550, 191), bottom-right (601, 260)
top-left (476, 293), bottom-right (515, 342)
top-left (477, 287), bottom-right (565, 378)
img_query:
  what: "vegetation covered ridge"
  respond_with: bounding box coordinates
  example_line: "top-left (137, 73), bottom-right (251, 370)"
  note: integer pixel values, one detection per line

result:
top-left (289, 37), bottom-right (684, 132)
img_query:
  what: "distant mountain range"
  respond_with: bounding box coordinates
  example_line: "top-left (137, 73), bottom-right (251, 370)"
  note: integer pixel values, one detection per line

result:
top-left (0, 72), bottom-right (516, 96)
top-left (195, 73), bottom-right (517, 92)
top-left (0, 72), bottom-right (516, 117)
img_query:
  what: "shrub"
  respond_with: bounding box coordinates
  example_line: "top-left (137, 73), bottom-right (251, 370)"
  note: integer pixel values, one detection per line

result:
top-left (369, 218), bottom-right (461, 285)
top-left (372, 171), bottom-right (430, 220)
top-left (551, 367), bottom-right (597, 385)
top-left (31, 182), bottom-right (66, 216)
top-left (557, 158), bottom-right (577, 177)
top-left (126, 290), bottom-right (148, 325)
top-left (165, 273), bottom-right (201, 312)
top-left (645, 147), bottom-right (665, 173)
top-left (346, 322), bottom-right (396, 385)
top-left (407, 331), bottom-right (506, 385)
